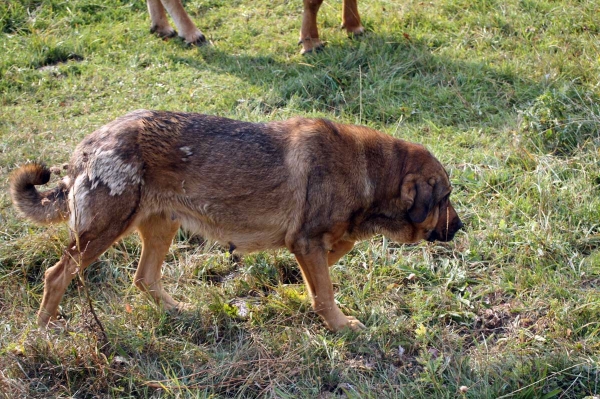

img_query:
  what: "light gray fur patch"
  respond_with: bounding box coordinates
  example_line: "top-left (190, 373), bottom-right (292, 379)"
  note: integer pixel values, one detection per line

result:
top-left (180, 146), bottom-right (193, 161)
top-left (69, 174), bottom-right (90, 231)
top-left (363, 176), bottom-right (374, 199)
top-left (86, 149), bottom-right (141, 196)
top-left (62, 175), bottom-right (72, 187)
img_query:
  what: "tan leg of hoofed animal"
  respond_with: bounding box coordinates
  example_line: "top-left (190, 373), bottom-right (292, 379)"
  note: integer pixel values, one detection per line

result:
top-left (147, 0), bottom-right (177, 38)
top-left (342, 0), bottom-right (364, 35)
top-left (300, 0), bottom-right (324, 54)
top-left (294, 246), bottom-right (365, 331)
top-left (147, 0), bottom-right (206, 45)
top-left (134, 213), bottom-right (190, 311)
top-left (300, 0), bottom-right (363, 54)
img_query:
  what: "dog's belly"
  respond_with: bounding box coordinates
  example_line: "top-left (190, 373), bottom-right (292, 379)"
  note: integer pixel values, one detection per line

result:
top-left (176, 212), bottom-right (288, 253)
top-left (139, 168), bottom-right (298, 253)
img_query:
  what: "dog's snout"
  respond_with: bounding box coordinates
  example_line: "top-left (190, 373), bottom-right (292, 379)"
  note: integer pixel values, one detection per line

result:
top-left (428, 214), bottom-right (463, 243)
top-left (427, 231), bottom-right (438, 242)
top-left (448, 215), bottom-right (464, 238)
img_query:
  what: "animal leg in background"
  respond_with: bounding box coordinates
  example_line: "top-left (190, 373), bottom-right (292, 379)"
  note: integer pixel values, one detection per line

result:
top-left (300, 0), bottom-right (364, 54)
top-left (147, 0), bottom-right (206, 45)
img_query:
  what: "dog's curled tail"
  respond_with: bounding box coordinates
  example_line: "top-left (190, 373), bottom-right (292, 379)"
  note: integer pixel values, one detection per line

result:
top-left (9, 162), bottom-right (70, 224)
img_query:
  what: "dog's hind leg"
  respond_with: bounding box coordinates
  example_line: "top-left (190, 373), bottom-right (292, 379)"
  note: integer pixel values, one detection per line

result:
top-left (38, 234), bottom-right (122, 328)
top-left (133, 213), bottom-right (188, 311)
top-left (37, 180), bottom-right (141, 329)
top-left (39, 216), bottom-right (139, 328)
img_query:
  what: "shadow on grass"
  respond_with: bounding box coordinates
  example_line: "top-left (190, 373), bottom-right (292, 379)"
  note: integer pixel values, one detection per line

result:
top-left (171, 32), bottom-right (545, 132)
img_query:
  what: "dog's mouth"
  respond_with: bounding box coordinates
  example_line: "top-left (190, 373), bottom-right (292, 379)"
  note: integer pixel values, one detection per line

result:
top-left (427, 220), bottom-right (464, 242)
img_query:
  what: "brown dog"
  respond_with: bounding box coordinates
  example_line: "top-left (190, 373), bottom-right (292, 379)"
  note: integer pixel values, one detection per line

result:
top-left (10, 110), bottom-right (462, 332)
top-left (146, 0), bottom-right (363, 53)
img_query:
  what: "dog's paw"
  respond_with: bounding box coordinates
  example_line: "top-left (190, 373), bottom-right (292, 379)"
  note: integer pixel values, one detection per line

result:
top-left (175, 301), bottom-right (193, 312)
top-left (38, 318), bottom-right (67, 332)
top-left (344, 316), bottom-right (366, 332)
top-left (325, 314), bottom-right (366, 332)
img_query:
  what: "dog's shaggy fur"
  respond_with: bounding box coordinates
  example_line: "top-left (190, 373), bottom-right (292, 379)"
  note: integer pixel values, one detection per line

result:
top-left (10, 110), bottom-right (462, 331)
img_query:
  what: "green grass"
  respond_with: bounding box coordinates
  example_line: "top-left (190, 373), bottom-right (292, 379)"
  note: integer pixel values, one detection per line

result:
top-left (1, 0), bottom-right (600, 397)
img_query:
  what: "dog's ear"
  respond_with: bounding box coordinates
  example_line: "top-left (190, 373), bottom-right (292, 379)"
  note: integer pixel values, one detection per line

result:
top-left (401, 176), bottom-right (434, 224)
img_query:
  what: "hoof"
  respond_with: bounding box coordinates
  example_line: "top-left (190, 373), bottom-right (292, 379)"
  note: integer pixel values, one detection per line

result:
top-left (150, 26), bottom-right (178, 39)
top-left (325, 313), bottom-right (366, 332)
top-left (184, 32), bottom-right (207, 46)
top-left (343, 25), bottom-right (365, 37)
top-left (301, 43), bottom-right (326, 55)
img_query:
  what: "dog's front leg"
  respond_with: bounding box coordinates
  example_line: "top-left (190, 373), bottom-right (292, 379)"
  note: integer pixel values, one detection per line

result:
top-left (294, 247), bottom-right (365, 332)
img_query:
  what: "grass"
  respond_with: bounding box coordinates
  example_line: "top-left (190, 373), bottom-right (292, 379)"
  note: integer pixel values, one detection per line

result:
top-left (1, 0), bottom-right (599, 397)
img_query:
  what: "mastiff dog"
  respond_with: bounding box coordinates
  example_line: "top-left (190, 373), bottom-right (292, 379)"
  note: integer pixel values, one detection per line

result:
top-left (10, 110), bottom-right (462, 332)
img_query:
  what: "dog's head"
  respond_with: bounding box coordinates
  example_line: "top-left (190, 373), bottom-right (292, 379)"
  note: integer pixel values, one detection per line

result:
top-left (399, 145), bottom-right (463, 243)
top-left (399, 173), bottom-right (462, 243)
top-left (377, 144), bottom-right (463, 244)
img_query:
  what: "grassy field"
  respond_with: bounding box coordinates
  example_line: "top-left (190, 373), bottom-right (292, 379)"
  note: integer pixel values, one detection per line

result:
top-left (1, 0), bottom-right (600, 397)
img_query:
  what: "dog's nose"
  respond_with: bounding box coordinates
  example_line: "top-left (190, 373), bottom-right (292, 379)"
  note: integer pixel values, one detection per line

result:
top-left (457, 220), bottom-right (464, 231)
top-left (426, 233), bottom-right (437, 242)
